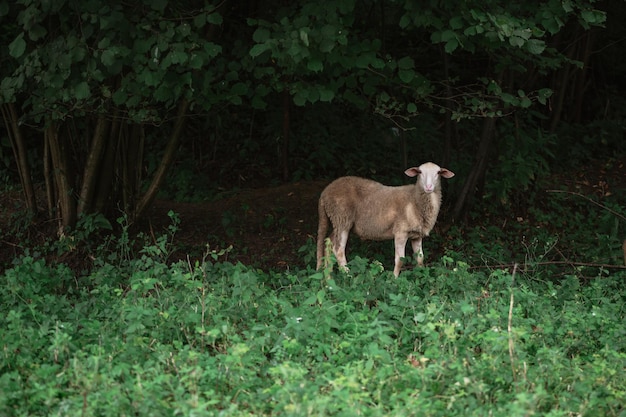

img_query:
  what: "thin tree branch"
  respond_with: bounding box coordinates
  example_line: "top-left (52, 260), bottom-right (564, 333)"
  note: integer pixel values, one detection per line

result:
top-left (546, 189), bottom-right (626, 222)
top-left (470, 260), bottom-right (626, 271)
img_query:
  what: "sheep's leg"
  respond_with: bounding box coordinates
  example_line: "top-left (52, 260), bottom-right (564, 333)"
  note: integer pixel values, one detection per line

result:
top-left (411, 238), bottom-right (424, 266)
top-left (334, 230), bottom-right (350, 271)
top-left (393, 235), bottom-right (408, 277)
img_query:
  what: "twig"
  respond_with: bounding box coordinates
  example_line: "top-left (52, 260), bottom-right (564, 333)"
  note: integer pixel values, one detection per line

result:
top-left (508, 263), bottom-right (518, 384)
top-left (546, 189), bottom-right (626, 222)
top-left (469, 260), bottom-right (626, 271)
top-left (1, 240), bottom-right (23, 248)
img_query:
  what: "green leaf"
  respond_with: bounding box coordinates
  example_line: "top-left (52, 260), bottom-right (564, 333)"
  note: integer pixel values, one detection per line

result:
top-left (253, 28), bottom-right (270, 43)
top-left (444, 38), bottom-right (459, 53)
top-left (154, 83), bottom-right (173, 101)
top-left (580, 9), bottom-right (603, 26)
top-left (355, 54), bottom-right (371, 69)
top-left (397, 56), bottom-right (414, 70)
top-left (537, 88), bottom-right (553, 105)
top-left (9, 33), bottom-right (26, 58)
top-left (293, 89), bottom-right (308, 106)
top-left (101, 49), bottom-right (117, 67)
top-left (449, 16), bottom-right (464, 30)
top-left (307, 59), bottom-right (323, 72)
top-left (138, 69), bottom-right (159, 86)
top-left (299, 29), bottom-right (309, 47)
top-left (321, 25), bottom-right (336, 38)
top-left (509, 36), bottom-right (524, 48)
top-left (193, 13), bottom-right (206, 29)
top-left (28, 24), bottom-right (47, 41)
top-left (189, 53), bottom-right (204, 69)
top-left (169, 50), bottom-right (188, 64)
top-left (204, 42), bottom-right (222, 58)
top-left (307, 89), bottom-right (320, 103)
top-left (250, 44), bottom-right (269, 58)
top-left (251, 95), bottom-right (267, 109)
top-left (407, 102), bottom-right (418, 113)
top-left (150, 0), bottom-right (167, 12)
top-left (371, 58), bottom-right (385, 69)
top-left (399, 69), bottom-right (415, 84)
top-left (112, 89), bottom-right (128, 106)
top-left (319, 89), bottom-right (334, 102)
top-left (207, 12), bottom-right (223, 25)
top-left (500, 93), bottom-right (515, 104)
top-left (230, 82), bottom-right (248, 96)
top-left (440, 30), bottom-right (457, 42)
top-left (319, 40), bottom-right (335, 53)
top-left (74, 81), bottom-right (90, 100)
top-left (464, 26), bottom-right (476, 36)
top-left (399, 14), bottom-right (411, 28)
top-left (526, 39), bottom-right (546, 55)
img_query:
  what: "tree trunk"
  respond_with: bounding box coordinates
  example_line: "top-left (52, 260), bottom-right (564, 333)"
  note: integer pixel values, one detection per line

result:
top-left (43, 134), bottom-right (55, 218)
top-left (442, 47), bottom-right (453, 168)
top-left (451, 117), bottom-right (497, 222)
top-left (572, 30), bottom-right (595, 123)
top-left (93, 118), bottom-right (121, 214)
top-left (78, 114), bottom-right (110, 215)
top-left (1, 103), bottom-right (37, 214)
top-left (281, 89), bottom-right (290, 181)
top-left (548, 29), bottom-right (580, 133)
top-left (133, 99), bottom-right (189, 222)
top-left (122, 123), bottom-right (145, 212)
top-left (46, 122), bottom-right (77, 232)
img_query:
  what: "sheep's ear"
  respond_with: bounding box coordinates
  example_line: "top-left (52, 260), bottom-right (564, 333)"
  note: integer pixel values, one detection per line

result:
top-left (439, 168), bottom-right (455, 178)
top-left (404, 167), bottom-right (421, 177)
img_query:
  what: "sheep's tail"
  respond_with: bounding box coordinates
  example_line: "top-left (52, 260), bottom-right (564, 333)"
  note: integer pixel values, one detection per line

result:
top-left (316, 198), bottom-right (329, 270)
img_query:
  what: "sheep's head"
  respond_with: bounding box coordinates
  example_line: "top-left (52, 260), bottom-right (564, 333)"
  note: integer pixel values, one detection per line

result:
top-left (405, 162), bottom-right (455, 194)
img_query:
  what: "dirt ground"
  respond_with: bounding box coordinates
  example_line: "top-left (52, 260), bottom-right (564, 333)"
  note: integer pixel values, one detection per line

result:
top-left (1, 156), bottom-right (625, 274)
top-left (144, 180), bottom-right (328, 270)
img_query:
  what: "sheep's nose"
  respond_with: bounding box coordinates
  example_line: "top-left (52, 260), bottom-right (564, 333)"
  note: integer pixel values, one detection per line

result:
top-left (424, 184), bottom-right (434, 192)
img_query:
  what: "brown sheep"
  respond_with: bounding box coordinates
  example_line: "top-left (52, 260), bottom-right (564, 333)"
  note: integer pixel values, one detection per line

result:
top-left (316, 162), bottom-right (455, 276)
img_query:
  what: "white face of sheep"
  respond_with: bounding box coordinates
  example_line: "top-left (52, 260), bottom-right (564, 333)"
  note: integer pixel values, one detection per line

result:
top-left (405, 162), bottom-right (455, 193)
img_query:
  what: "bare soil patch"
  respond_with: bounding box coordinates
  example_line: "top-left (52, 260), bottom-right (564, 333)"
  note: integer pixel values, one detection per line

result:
top-left (146, 180), bottom-right (327, 270)
top-left (2, 156), bottom-right (626, 274)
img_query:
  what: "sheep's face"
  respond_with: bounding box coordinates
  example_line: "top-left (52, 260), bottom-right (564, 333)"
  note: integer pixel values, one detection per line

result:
top-left (405, 162), bottom-right (455, 194)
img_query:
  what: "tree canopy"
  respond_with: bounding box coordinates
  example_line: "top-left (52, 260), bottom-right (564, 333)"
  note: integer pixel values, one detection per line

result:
top-left (0, 0), bottom-right (618, 231)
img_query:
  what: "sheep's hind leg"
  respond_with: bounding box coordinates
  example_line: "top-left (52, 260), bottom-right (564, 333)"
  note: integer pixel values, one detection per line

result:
top-left (411, 237), bottom-right (424, 266)
top-left (334, 230), bottom-right (350, 272)
top-left (393, 235), bottom-right (409, 277)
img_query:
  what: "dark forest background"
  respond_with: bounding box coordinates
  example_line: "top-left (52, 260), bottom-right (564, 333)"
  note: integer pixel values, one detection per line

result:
top-left (1, 0), bottom-right (625, 242)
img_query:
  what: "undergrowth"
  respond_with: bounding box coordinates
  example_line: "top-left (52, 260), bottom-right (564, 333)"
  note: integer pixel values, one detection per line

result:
top-left (2, 150), bottom-right (626, 416)
top-left (1, 230), bottom-right (625, 416)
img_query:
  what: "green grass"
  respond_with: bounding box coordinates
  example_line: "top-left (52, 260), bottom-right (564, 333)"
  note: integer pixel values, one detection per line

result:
top-left (1, 250), bottom-right (625, 416)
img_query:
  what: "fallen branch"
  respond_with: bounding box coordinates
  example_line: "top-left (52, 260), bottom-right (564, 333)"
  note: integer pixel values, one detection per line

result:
top-left (469, 260), bottom-right (626, 271)
top-left (546, 189), bottom-right (626, 222)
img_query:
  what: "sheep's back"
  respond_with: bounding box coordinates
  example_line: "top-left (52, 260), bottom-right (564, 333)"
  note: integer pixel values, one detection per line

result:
top-left (320, 176), bottom-right (383, 223)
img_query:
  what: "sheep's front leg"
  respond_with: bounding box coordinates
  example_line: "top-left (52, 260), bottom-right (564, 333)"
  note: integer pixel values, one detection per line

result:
top-left (411, 237), bottom-right (424, 266)
top-left (393, 235), bottom-right (409, 277)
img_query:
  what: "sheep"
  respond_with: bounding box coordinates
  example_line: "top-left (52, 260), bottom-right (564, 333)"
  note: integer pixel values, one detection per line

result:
top-left (316, 162), bottom-right (455, 277)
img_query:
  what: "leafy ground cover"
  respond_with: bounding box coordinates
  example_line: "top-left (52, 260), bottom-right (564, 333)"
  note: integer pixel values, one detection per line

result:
top-left (1, 239), bottom-right (626, 416)
top-left (2, 156), bottom-right (626, 416)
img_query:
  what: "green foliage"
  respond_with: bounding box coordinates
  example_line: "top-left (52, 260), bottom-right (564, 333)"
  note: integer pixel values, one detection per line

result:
top-left (487, 117), bottom-right (557, 204)
top-left (0, 1), bottom-right (236, 122)
top-left (446, 175), bottom-right (626, 279)
top-left (1, 248), bottom-right (625, 416)
top-left (243, 0), bottom-right (603, 122)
